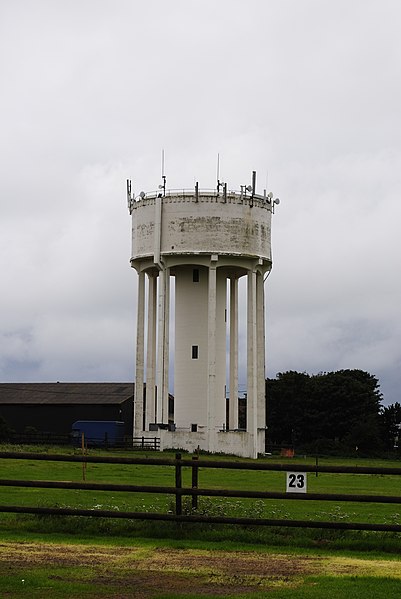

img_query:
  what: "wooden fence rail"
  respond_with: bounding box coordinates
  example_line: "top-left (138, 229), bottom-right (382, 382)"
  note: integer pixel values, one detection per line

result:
top-left (1, 452), bottom-right (401, 532)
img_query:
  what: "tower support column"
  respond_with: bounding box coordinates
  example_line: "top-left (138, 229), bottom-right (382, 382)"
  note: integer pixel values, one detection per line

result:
top-left (145, 272), bottom-right (157, 428)
top-left (162, 267), bottom-right (170, 424)
top-left (134, 270), bottom-right (145, 436)
top-left (256, 272), bottom-right (266, 452)
top-left (207, 264), bottom-right (217, 450)
top-left (247, 269), bottom-right (258, 458)
top-left (256, 272), bottom-right (266, 435)
top-left (156, 267), bottom-right (170, 424)
top-left (229, 276), bottom-right (239, 430)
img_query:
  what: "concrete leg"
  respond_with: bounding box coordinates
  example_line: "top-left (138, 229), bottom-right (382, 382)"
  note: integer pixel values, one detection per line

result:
top-left (134, 271), bottom-right (145, 436)
top-left (229, 276), bottom-right (239, 430)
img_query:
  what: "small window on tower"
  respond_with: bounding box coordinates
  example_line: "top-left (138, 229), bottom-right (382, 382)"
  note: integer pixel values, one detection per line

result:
top-left (192, 345), bottom-right (199, 359)
top-left (192, 268), bottom-right (199, 282)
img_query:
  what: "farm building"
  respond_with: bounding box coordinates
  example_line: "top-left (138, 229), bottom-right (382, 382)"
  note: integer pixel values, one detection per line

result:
top-left (0, 383), bottom-right (134, 437)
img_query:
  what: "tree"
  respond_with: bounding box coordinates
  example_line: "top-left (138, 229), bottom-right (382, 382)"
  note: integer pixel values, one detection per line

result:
top-left (266, 369), bottom-right (383, 453)
top-left (266, 371), bottom-right (310, 446)
top-left (379, 402), bottom-right (401, 451)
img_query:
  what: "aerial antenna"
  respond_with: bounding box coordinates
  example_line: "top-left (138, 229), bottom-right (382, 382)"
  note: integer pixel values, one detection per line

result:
top-left (216, 153), bottom-right (222, 194)
top-left (158, 148), bottom-right (166, 197)
top-left (127, 179), bottom-right (134, 214)
top-left (249, 170), bottom-right (256, 207)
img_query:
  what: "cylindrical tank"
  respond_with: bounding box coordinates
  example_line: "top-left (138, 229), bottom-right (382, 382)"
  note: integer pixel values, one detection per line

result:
top-left (131, 191), bottom-right (272, 261)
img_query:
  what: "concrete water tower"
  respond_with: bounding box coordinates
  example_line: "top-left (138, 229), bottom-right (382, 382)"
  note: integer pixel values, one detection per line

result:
top-left (128, 169), bottom-right (278, 458)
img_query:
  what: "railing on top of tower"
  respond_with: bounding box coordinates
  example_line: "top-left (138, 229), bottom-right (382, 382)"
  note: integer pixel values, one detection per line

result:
top-left (127, 180), bottom-right (280, 215)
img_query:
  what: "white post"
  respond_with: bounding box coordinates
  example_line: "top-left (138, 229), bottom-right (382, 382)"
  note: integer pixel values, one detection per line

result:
top-left (146, 273), bottom-right (157, 428)
top-left (134, 270), bottom-right (145, 436)
top-left (229, 276), bottom-right (239, 430)
top-left (247, 269), bottom-right (258, 458)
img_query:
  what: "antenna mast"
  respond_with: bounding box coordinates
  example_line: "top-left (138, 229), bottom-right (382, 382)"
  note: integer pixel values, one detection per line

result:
top-left (160, 149), bottom-right (166, 197)
top-left (127, 179), bottom-right (134, 214)
top-left (216, 153), bottom-right (222, 194)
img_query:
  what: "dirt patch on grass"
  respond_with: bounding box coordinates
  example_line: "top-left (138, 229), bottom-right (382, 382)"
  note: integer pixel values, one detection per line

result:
top-left (0, 541), bottom-right (133, 567)
top-left (0, 542), bottom-right (316, 596)
top-left (1, 541), bottom-right (401, 598)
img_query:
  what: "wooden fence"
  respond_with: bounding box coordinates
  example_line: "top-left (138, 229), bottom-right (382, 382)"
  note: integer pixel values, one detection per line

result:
top-left (1, 452), bottom-right (401, 532)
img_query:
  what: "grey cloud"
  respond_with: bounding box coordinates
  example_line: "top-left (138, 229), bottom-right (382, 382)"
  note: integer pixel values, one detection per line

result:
top-left (0, 0), bottom-right (400, 405)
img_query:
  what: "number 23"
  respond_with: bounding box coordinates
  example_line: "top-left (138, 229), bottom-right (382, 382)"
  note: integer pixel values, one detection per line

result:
top-left (288, 473), bottom-right (305, 489)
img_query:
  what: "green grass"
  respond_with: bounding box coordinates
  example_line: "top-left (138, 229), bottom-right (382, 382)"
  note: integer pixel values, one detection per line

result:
top-left (3, 447), bottom-right (401, 598)
top-left (1, 445), bottom-right (401, 553)
top-left (2, 537), bottom-right (401, 599)
top-left (1, 447), bottom-right (401, 519)
top-left (159, 580), bottom-right (401, 599)
top-left (4, 570), bottom-right (401, 599)
top-left (0, 567), bottom-right (96, 599)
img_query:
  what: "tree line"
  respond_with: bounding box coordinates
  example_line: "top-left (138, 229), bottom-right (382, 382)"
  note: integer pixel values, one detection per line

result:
top-left (266, 369), bottom-right (400, 455)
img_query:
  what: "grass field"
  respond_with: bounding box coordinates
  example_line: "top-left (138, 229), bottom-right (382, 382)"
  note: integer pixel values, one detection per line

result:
top-left (1, 446), bottom-right (401, 597)
top-left (1, 446), bottom-right (401, 527)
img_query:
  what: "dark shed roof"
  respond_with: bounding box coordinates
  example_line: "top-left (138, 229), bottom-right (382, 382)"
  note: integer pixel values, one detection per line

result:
top-left (0, 383), bottom-right (134, 405)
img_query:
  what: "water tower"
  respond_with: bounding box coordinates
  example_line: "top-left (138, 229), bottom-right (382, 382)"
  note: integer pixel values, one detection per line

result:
top-left (127, 169), bottom-right (278, 458)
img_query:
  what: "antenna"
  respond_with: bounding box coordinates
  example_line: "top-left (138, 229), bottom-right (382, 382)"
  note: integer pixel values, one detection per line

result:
top-left (127, 179), bottom-right (134, 214)
top-left (159, 148), bottom-right (166, 197)
top-left (216, 153), bottom-right (221, 194)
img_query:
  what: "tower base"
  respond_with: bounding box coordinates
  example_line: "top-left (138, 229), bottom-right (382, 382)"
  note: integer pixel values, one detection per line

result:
top-left (157, 429), bottom-right (266, 459)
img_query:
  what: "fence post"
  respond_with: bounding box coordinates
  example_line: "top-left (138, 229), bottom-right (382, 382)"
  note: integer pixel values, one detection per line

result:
top-left (154, 437), bottom-right (157, 451)
top-left (191, 454), bottom-right (199, 510)
top-left (175, 452), bottom-right (182, 516)
top-left (81, 433), bottom-right (87, 481)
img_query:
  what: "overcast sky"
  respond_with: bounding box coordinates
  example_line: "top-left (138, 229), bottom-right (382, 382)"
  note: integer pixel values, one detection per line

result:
top-left (1, 0), bottom-right (400, 406)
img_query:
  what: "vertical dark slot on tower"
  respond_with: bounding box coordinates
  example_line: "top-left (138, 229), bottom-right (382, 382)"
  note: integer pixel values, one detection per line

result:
top-left (193, 268), bottom-right (199, 282)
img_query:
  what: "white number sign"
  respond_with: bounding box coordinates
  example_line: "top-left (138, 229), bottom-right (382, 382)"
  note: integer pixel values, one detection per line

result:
top-left (286, 472), bottom-right (307, 493)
